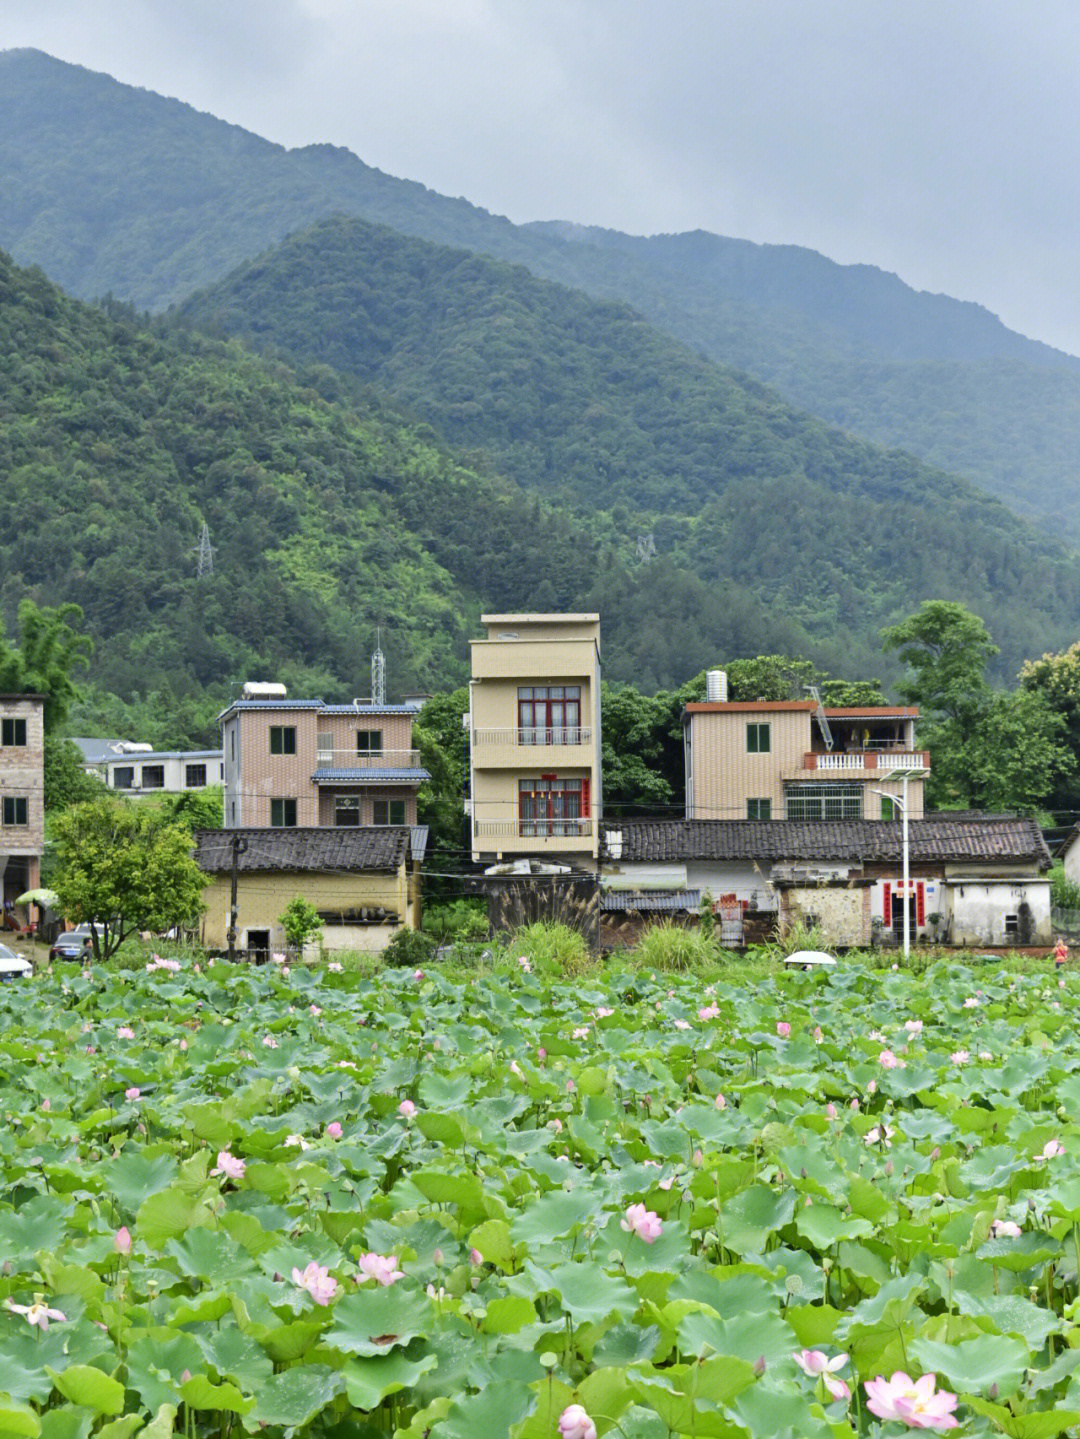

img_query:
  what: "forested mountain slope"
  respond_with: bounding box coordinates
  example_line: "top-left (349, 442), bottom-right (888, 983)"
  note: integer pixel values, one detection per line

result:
top-left (174, 216), bottom-right (1080, 681)
top-left (6, 50), bottom-right (1080, 535)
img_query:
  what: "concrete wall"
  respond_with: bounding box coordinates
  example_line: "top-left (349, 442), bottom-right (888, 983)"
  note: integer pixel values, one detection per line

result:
top-left (946, 879), bottom-right (1052, 946)
top-left (200, 864), bottom-right (411, 953)
top-left (102, 750), bottom-right (224, 795)
top-left (0, 695), bottom-right (45, 879)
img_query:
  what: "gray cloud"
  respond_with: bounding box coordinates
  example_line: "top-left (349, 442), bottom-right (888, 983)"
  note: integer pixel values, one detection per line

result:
top-left (7, 0), bottom-right (1080, 351)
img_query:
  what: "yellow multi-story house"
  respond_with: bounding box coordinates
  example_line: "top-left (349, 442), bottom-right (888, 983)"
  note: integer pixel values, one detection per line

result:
top-left (468, 614), bottom-right (602, 867)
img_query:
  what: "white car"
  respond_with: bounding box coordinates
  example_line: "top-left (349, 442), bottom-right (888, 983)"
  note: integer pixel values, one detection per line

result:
top-left (0, 943), bottom-right (32, 981)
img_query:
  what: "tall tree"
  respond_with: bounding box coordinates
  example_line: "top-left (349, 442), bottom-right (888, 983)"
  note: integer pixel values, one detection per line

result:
top-left (881, 601), bottom-right (997, 727)
top-left (0, 600), bottom-right (93, 733)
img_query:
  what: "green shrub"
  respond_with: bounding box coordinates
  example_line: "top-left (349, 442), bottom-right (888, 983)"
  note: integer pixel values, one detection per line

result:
top-left (279, 896), bottom-right (323, 951)
top-left (422, 900), bottom-right (489, 944)
top-left (632, 920), bottom-right (720, 972)
top-left (509, 922), bottom-right (593, 978)
top-left (382, 928), bottom-right (437, 968)
top-left (771, 918), bottom-right (831, 958)
top-left (1051, 863), bottom-right (1080, 911)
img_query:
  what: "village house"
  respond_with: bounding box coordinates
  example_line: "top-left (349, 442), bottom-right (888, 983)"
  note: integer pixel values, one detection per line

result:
top-left (219, 687), bottom-right (428, 831)
top-left (467, 614), bottom-right (603, 869)
top-left (0, 694), bottom-right (45, 929)
top-left (600, 815), bottom-right (1053, 948)
top-left (73, 737), bottom-right (224, 795)
top-left (194, 825), bottom-right (426, 956)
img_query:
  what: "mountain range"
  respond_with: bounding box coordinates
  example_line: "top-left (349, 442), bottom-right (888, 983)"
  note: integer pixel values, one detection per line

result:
top-left (6, 49), bottom-right (1080, 538)
top-left (3, 48), bottom-right (1080, 740)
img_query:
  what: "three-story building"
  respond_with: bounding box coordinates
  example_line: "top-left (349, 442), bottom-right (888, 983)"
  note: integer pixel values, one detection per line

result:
top-left (0, 694), bottom-right (45, 918)
top-left (468, 614), bottom-right (602, 867)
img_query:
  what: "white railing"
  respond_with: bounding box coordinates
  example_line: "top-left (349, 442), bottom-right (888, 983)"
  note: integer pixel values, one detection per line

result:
top-left (878, 752), bottom-right (930, 770)
top-left (816, 754), bottom-right (865, 770)
top-left (314, 748), bottom-right (421, 768)
top-left (471, 727), bottom-right (591, 747)
top-left (475, 818), bottom-right (594, 838)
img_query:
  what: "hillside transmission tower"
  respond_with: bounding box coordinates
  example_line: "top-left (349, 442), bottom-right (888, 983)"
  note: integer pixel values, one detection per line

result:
top-left (195, 523), bottom-right (215, 578)
top-left (371, 628), bottom-right (386, 706)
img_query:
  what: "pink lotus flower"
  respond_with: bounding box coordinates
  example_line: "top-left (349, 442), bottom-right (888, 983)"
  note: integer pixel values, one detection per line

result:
top-left (40, 1098), bottom-right (50, 1112)
top-left (565, 1078), bottom-right (576, 1093)
top-left (326, 1121), bottom-right (343, 1139)
top-left (272, 952), bottom-right (286, 964)
top-left (117, 1026), bottom-right (135, 1040)
top-left (5, 1300), bottom-right (66, 1330)
top-left (673, 1019), bottom-right (691, 1031)
top-left (469, 1248), bottom-right (483, 1265)
top-left (114, 1227), bottom-right (132, 1255)
top-left (572, 1026), bottom-right (590, 1040)
top-left (1036, 1139), bottom-right (1065, 1160)
top-left (904, 1019), bottom-right (923, 1035)
top-left (595, 1006), bottom-right (614, 1019)
top-left (328, 962), bottom-right (343, 972)
top-left (357, 1252), bottom-right (404, 1286)
top-left (179, 1038), bottom-right (188, 1051)
top-left (776, 1021), bottom-right (791, 1038)
top-left (865, 1372), bottom-right (959, 1429)
top-left (715, 1093), bottom-right (727, 1110)
top-left (309, 1004), bottom-right (321, 1017)
top-left (125, 1087), bottom-right (140, 1101)
top-left (825, 1102), bottom-right (837, 1119)
top-left (950, 1050), bottom-right (970, 1067)
top-left (813, 1026), bottom-right (824, 1043)
top-left (879, 1049), bottom-right (900, 1069)
top-left (867, 1079), bottom-right (877, 1094)
top-left (850, 1098), bottom-right (859, 1111)
top-left (398, 1099), bottom-right (416, 1118)
top-left (210, 1150), bottom-right (246, 1181)
top-left (698, 1003), bottom-right (719, 1020)
top-left (963, 996), bottom-right (980, 1009)
top-left (413, 969), bottom-right (425, 981)
top-left (865, 1125), bottom-right (895, 1147)
top-left (292, 1261), bottom-right (338, 1306)
top-left (991, 1219), bottom-right (1022, 1237)
top-left (517, 955), bottom-right (532, 972)
top-left (793, 1349), bottom-right (851, 1400)
top-left (558, 1405), bottom-right (597, 1439)
top-left (262, 1035), bottom-right (278, 1048)
top-left (620, 1203), bottom-right (663, 1243)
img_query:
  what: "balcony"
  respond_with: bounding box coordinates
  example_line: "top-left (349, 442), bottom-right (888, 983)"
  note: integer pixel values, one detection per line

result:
top-left (314, 747), bottom-right (422, 769)
top-left (800, 750), bottom-right (930, 774)
top-left (470, 727), bottom-right (593, 768)
top-left (474, 818), bottom-right (594, 839)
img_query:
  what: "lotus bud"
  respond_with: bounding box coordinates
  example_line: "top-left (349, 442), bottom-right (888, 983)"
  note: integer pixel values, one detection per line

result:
top-left (753, 1356), bottom-right (767, 1375)
top-left (433, 1248), bottom-right (444, 1267)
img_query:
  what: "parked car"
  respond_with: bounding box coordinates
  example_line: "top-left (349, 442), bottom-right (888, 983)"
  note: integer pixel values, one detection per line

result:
top-left (49, 926), bottom-right (96, 962)
top-left (0, 942), bottom-right (32, 981)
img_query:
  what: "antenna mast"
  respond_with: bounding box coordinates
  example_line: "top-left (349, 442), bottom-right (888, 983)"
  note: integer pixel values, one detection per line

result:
top-left (371, 628), bottom-right (386, 706)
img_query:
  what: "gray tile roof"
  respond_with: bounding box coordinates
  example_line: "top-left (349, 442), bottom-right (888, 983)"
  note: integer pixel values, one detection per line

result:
top-left (311, 767), bottom-right (430, 783)
top-left (194, 827), bottom-right (414, 874)
top-left (410, 826), bottom-right (430, 864)
top-left (601, 817), bottom-right (1052, 868)
top-left (601, 889), bottom-right (702, 912)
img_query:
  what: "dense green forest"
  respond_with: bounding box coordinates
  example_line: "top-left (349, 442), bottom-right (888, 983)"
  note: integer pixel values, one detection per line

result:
top-left (7, 49), bottom-right (1080, 538)
top-left (175, 215), bottom-right (1080, 681)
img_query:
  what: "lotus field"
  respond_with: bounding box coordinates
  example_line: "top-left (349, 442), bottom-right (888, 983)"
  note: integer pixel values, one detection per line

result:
top-left (4, 956), bottom-right (1080, 1438)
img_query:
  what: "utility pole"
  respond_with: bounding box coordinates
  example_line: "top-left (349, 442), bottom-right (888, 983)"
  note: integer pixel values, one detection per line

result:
top-left (226, 833), bottom-right (248, 962)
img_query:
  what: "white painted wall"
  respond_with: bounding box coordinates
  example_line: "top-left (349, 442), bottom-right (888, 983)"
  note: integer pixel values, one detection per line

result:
top-left (946, 879), bottom-right (1052, 946)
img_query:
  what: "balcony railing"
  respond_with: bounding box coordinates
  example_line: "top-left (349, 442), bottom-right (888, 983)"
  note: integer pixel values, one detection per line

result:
top-left (804, 750), bottom-right (930, 772)
top-left (474, 818), bottom-right (594, 838)
top-left (314, 748), bottom-right (422, 768)
top-left (471, 727), bottom-right (591, 747)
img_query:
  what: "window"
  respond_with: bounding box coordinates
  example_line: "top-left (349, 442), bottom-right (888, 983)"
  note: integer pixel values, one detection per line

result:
top-left (113, 767), bottom-right (134, 790)
top-left (317, 730), bottom-right (334, 762)
top-left (784, 782), bottom-right (863, 820)
top-left (747, 798), bottom-right (772, 820)
top-left (270, 726), bottom-right (296, 755)
top-left (1005, 913), bottom-right (1019, 938)
top-left (518, 776), bottom-right (589, 835)
top-left (1, 718), bottom-right (27, 747)
top-left (373, 799), bottom-right (406, 826)
top-left (229, 728), bottom-right (236, 762)
top-left (185, 764), bottom-right (207, 788)
top-left (881, 796), bottom-right (898, 821)
top-left (518, 686), bottom-right (582, 744)
top-left (1, 797), bottom-right (28, 826)
top-left (270, 798), bottom-right (297, 827)
top-left (141, 765), bottom-right (165, 789)
top-left (356, 730), bottom-right (383, 755)
top-left (335, 795), bottom-right (361, 827)
top-left (747, 722), bottom-right (771, 753)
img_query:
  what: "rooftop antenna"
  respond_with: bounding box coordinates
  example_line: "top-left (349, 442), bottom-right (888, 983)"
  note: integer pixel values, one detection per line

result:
top-left (195, 522), bottom-right (214, 578)
top-left (371, 628), bottom-right (386, 707)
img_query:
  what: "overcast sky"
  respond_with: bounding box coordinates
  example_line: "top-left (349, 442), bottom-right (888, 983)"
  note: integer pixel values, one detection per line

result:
top-left (7, 0), bottom-right (1080, 353)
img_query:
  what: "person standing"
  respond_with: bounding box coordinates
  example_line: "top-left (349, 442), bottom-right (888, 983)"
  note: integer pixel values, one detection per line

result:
top-left (1054, 936), bottom-right (1069, 968)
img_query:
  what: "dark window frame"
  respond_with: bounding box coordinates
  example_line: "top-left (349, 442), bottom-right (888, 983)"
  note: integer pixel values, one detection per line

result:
top-left (747, 798), bottom-right (772, 820)
top-left (373, 799), bottom-right (406, 826)
top-left (1, 796), bottom-right (28, 826)
top-left (1, 718), bottom-right (27, 747)
top-left (746, 722), bottom-right (771, 754)
top-left (185, 764), bottom-right (207, 788)
top-left (356, 730), bottom-right (383, 755)
top-left (141, 765), bottom-right (165, 789)
top-left (270, 798), bottom-right (297, 827)
top-left (270, 726), bottom-right (296, 756)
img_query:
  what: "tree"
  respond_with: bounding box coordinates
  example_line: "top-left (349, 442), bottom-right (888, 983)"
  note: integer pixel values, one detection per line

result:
top-left (52, 797), bottom-right (206, 960)
top-left (601, 683), bottom-right (674, 812)
top-left (160, 786), bottom-right (224, 830)
top-left (43, 737), bottom-right (106, 812)
top-left (1019, 641), bottom-right (1080, 814)
top-left (820, 678), bottom-right (888, 707)
top-left (880, 602), bottom-right (997, 727)
top-left (963, 689), bottom-right (1074, 815)
top-left (414, 688), bottom-right (469, 892)
top-left (0, 601), bottom-right (93, 733)
top-left (279, 897), bottom-right (323, 952)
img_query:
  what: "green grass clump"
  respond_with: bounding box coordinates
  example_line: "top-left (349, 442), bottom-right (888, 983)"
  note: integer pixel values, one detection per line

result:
top-left (508, 922), bottom-right (594, 978)
top-left (632, 920), bottom-right (721, 973)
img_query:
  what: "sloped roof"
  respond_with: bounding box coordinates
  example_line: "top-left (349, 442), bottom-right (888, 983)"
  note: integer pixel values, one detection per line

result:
top-left (194, 827), bottom-right (413, 874)
top-left (601, 889), bottom-right (702, 912)
top-left (311, 767), bottom-right (429, 783)
top-left (601, 817), bottom-right (1052, 869)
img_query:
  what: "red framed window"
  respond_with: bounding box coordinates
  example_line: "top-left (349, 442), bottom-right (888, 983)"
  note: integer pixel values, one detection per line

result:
top-left (517, 686), bottom-right (582, 744)
top-left (518, 776), bottom-right (589, 835)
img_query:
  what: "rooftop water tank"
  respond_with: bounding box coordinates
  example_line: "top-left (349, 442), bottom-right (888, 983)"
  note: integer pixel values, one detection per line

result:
top-left (706, 669), bottom-right (728, 703)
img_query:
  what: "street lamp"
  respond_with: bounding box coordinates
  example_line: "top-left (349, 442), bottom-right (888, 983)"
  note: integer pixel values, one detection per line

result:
top-left (872, 768), bottom-right (927, 962)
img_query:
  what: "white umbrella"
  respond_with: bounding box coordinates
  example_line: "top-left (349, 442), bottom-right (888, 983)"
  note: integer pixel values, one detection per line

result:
top-left (784, 950), bottom-right (837, 968)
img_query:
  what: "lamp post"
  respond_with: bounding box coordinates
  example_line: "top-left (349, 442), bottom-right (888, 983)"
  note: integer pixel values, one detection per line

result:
top-left (872, 768), bottom-right (927, 962)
